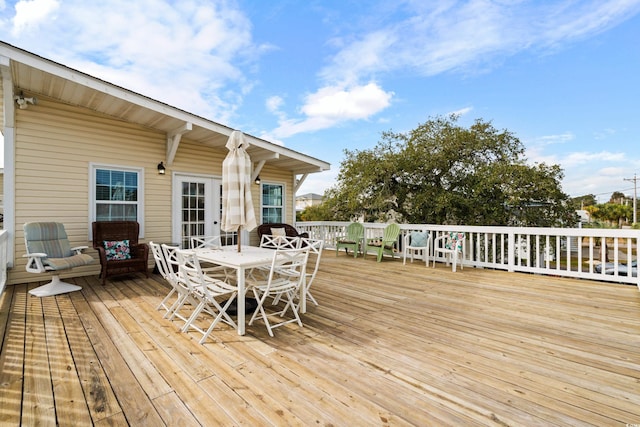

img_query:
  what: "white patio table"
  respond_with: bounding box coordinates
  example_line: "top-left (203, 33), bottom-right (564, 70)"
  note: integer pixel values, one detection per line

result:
top-left (195, 245), bottom-right (307, 335)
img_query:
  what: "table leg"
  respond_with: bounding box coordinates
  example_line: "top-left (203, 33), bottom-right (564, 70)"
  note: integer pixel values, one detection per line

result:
top-left (299, 275), bottom-right (306, 314)
top-left (237, 267), bottom-right (245, 335)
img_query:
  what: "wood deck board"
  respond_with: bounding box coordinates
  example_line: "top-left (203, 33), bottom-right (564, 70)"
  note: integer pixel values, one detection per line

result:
top-left (1, 250), bottom-right (639, 426)
top-left (0, 285), bottom-right (26, 425)
top-left (23, 282), bottom-right (56, 426)
top-left (41, 294), bottom-right (92, 425)
top-left (55, 293), bottom-right (123, 422)
top-left (68, 281), bottom-right (165, 426)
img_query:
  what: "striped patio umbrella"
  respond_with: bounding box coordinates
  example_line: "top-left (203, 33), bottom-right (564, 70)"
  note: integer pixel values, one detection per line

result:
top-left (221, 130), bottom-right (257, 252)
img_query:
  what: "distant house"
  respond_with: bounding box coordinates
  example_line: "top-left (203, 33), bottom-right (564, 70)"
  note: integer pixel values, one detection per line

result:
top-left (576, 209), bottom-right (591, 225)
top-left (296, 193), bottom-right (324, 212)
top-left (0, 42), bottom-right (330, 285)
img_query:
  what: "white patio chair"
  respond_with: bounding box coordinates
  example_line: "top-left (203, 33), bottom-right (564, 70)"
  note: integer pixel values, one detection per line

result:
top-left (150, 241), bottom-right (177, 314)
top-left (432, 232), bottom-right (465, 272)
top-left (190, 235), bottom-right (234, 281)
top-left (271, 237), bottom-right (324, 308)
top-left (251, 234), bottom-right (301, 282)
top-left (247, 247), bottom-right (310, 337)
top-left (297, 237), bottom-right (324, 307)
top-left (161, 244), bottom-right (200, 324)
top-left (403, 231), bottom-right (430, 267)
top-left (177, 249), bottom-right (238, 344)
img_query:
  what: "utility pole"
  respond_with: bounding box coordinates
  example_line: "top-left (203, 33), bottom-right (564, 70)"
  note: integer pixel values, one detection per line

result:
top-left (623, 174), bottom-right (638, 224)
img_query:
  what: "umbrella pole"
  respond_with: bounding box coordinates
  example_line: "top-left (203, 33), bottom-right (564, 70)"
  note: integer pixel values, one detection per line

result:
top-left (237, 226), bottom-right (242, 252)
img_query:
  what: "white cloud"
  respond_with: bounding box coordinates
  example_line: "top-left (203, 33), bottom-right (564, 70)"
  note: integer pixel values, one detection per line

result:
top-left (266, 96), bottom-right (284, 114)
top-left (3, 0), bottom-right (262, 124)
top-left (447, 106), bottom-right (473, 117)
top-left (270, 1), bottom-right (640, 139)
top-left (11, 0), bottom-right (59, 36)
top-left (320, 1), bottom-right (640, 83)
top-left (301, 83), bottom-right (392, 120)
top-left (534, 133), bottom-right (576, 145)
top-left (526, 142), bottom-right (636, 198)
top-left (320, 30), bottom-right (398, 86)
top-left (561, 164), bottom-right (637, 200)
top-left (271, 82), bottom-right (393, 138)
top-left (562, 151), bottom-right (626, 167)
top-left (3, 0), bottom-right (640, 147)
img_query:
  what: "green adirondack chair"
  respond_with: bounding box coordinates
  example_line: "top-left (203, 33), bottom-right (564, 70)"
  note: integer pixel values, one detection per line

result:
top-left (364, 223), bottom-right (401, 262)
top-left (336, 222), bottom-right (365, 258)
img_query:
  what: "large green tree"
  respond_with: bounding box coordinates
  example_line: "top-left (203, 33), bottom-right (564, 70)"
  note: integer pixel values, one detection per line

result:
top-left (323, 115), bottom-right (576, 226)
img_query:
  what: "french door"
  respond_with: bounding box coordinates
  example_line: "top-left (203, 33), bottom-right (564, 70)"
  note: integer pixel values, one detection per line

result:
top-left (172, 174), bottom-right (222, 248)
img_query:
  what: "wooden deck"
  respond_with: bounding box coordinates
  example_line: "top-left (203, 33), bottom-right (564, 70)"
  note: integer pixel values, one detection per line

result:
top-left (1, 251), bottom-right (639, 426)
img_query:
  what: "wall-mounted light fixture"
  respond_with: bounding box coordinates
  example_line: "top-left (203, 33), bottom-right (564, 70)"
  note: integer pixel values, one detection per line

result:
top-left (14, 91), bottom-right (37, 110)
top-left (157, 161), bottom-right (166, 175)
top-left (254, 175), bottom-right (261, 185)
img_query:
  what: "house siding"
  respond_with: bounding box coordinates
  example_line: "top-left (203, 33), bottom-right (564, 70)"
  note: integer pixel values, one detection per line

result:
top-left (9, 96), bottom-right (294, 284)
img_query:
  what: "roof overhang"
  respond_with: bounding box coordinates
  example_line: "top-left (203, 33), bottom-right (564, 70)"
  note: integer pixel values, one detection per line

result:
top-left (0, 42), bottom-right (330, 175)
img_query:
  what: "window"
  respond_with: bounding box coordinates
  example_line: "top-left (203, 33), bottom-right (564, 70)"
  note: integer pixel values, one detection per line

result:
top-left (261, 183), bottom-right (284, 224)
top-left (91, 164), bottom-right (144, 231)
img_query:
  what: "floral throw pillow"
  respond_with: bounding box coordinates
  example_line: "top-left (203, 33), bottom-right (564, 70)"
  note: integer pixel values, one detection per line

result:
top-left (444, 232), bottom-right (465, 252)
top-left (103, 240), bottom-right (131, 261)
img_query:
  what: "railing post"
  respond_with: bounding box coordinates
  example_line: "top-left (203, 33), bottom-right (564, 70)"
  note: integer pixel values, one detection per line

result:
top-left (0, 231), bottom-right (8, 295)
top-left (507, 230), bottom-right (515, 272)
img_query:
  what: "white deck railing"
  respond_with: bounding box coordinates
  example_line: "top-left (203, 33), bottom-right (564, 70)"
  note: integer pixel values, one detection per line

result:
top-left (0, 230), bottom-right (8, 295)
top-left (297, 221), bottom-right (640, 289)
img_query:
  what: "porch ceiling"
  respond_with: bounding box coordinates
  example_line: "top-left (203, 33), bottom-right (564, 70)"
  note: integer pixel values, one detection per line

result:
top-left (1, 42), bottom-right (329, 175)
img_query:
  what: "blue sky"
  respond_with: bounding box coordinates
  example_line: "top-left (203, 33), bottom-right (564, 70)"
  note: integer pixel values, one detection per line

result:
top-left (1, 0), bottom-right (640, 202)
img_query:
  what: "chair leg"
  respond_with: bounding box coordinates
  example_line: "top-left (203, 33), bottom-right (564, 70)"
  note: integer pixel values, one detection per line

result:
top-left (198, 295), bottom-right (238, 344)
top-left (156, 288), bottom-right (177, 312)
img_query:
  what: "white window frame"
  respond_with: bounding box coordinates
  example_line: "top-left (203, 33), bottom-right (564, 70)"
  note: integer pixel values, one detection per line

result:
top-left (260, 182), bottom-right (286, 224)
top-left (89, 163), bottom-right (145, 237)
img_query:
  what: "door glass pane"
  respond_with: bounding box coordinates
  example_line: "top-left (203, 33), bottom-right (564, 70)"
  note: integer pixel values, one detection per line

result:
top-left (181, 181), bottom-right (206, 248)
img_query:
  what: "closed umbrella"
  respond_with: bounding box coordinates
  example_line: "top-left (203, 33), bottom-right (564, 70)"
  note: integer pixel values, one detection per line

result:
top-left (221, 130), bottom-right (257, 252)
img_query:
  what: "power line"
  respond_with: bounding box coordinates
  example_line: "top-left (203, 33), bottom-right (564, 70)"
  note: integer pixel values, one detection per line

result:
top-left (588, 187), bottom-right (635, 197)
top-left (623, 174), bottom-right (638, 224)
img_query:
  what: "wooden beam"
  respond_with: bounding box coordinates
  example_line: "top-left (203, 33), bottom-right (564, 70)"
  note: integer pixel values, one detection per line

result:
top-left (294, 174), bottom-right (308, 193)
top-left (252, 160), bottom-right (266, 182)
top-left (165, 122), bottom-right (192, 165)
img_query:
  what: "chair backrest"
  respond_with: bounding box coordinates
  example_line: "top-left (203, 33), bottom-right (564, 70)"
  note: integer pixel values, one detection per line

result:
top-left (24, 222), bottom-right (73, 258)
top-left (260, 234), bottom-right (300, 249)
top-left (149, 242), bottom-right (171, 281)
top-left (265, 247), bottom-right (310, 291)
top-left (382, 223), bottom-right (401, 244)
top-left (190, 235), bottom-right (222, 249)
top-left (92, 221), bottom-right (140, 248)
top-left (345, 223), bottom-right (364, 241)
top-left (176, 249), bottom-right (236, 296)
top-left (161, 243), bottom-right (182, 285)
